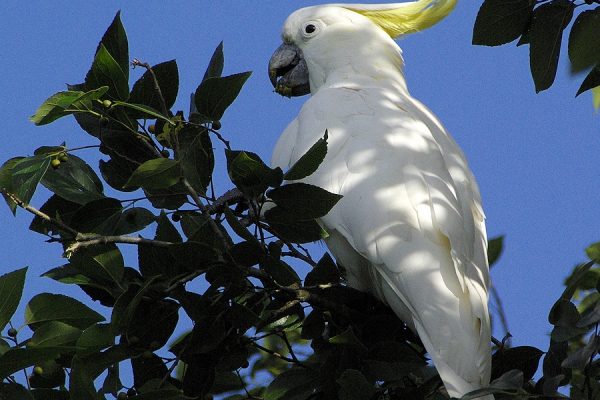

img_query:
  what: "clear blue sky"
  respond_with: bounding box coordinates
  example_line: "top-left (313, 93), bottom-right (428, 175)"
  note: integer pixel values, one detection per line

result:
top-left (1, 0), bottom-right (598, 379)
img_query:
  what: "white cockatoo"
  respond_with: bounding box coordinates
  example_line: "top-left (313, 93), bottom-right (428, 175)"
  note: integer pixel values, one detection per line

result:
top-left (268, 0), bottom-right (492, 398)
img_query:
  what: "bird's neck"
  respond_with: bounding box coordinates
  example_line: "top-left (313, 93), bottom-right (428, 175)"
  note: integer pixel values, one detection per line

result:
top-left (307, 36), bottom-right (409, 95)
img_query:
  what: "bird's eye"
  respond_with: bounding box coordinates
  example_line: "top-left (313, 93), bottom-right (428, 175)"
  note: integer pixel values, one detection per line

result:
top-left (305, 24), bottom-right (316, 34)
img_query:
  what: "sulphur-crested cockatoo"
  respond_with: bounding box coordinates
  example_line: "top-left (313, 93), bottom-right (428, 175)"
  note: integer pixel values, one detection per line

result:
top-left (268, 0), bottom-right (492, 398)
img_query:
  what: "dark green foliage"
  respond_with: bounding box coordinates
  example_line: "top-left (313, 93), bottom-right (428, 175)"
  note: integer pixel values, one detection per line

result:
top-left (1, 8), bottom-right (599, 400)
top-left (472, 0), bottom-right (534, 46)
top-left (529, 0), bottom-right (574, 92)
top-left (474, 0), bottom-right (600, 99)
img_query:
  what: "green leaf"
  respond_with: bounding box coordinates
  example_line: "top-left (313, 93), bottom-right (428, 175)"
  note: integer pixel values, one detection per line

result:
top-left (85, 44), bottom-right (129, 100)
top-left (529, 0), bottom-right (575, 92)
top-left (0, 383), bottom-right (35, 399)
top-left (0, 268), bottom-right (26, 332)
top-left (223, 206), bottom-right (257, 243)
top-left (577, 65), bottom-right (600, 97)
top-left (69, 197), bottom-right (123, 235)
top-left (261, 257), bottom-right (301, 286)
top-left (41, 154), bottom-right (105, 205)
top-left (0, 157), bottom-right (23, 213)
top-left (202, 42), bottom-right (224, 82)
top-left (127, 388), bottom-right (187, 399)
top-left (143, 184), bottom-right (188, 210)
top-left (70, 356), bottom-right (100, 400)
top-left (284, 131), bottom-right (328, 181)
top-left (336, 369), bottom-right (376, 400)
top-left (561, 261), bottom-right (595, 301)
top-left (29, 195), bottom-right (79, 236)
top-left (29, 88), bottom-right (109, 126)
top-left (25, 293), bottom-right (104, 330)
top-left (124, 158), bottom-right (181, 190)
top-left (0, 347), bottom-right (72, 380)
top-left (11, 155), bottom-right (52, 207)
top-left (491, 346), bottom-right (544, 382)
top-left (267, 183), bottom-right (342, 220)
top-left (28, 321), bottom-right (82, 347)
top-left (561, 334), bottom-right (600, 370)
top-left (69, 244), bottom-right (125, 287)
top-left (96, 11), bottom-right (129, 79)
top-left (177, 125), bottom-right (214, 195)
top-left (131, 353), bottom-right (168, 389)
top-left (111, 278), bottom-right (160, 335)
top-left (472, 0), bottom-right (534, 46)
top-left (264, 206), bottom-right (327, 244)
top-left (139, 212), bottom-right (181, 278)
top-left (568, 8), bottom-right (600, 73)
top-left (29, 359), bottom-right (67, 390)
top-left (264, 367), bottom-right (320, 400)
top-left (194, 72), bottom-right (252, 121)
top-left (305, 253), bottom-right (340, 287)
top-left (115, 207), bottom-right (156, 235)
top-left (125, 299), bottom-right (179, 349)
top-left (129, 60), bottom-right (179, 115)
top-left (112, 102), bottom-right (174, 125)
top-left (76, 323), bottom-right (114, 355)
top-left (226, 150), bottom-right (283, 195)
top-left (329, 327), bottom-right (368, 352)
top-left (487, 235), bottom-right (505, 267)
top-left (549, 298), bottom-right (580, 327)
top-left (586, 241), bottom-right (600, 261)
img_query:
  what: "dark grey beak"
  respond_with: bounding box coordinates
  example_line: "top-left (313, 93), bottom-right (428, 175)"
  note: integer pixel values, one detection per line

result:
top-left (268, 43), bottom-right (310, 97)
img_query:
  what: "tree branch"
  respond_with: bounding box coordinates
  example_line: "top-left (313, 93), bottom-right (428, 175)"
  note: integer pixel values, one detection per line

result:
top-left (250, 341), bottom-right (302, 366)
top-left (3, 191), bottom-right (78, 237)
top-left (3, 191), bottom-right (176, 257)
top-left (65, 235), bottom-right (173, 257)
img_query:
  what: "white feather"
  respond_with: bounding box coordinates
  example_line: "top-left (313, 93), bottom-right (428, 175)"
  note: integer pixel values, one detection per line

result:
top-left (272, 4), bottom-right (492, 398)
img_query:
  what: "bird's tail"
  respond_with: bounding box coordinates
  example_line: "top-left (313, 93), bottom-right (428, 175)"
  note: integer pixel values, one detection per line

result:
top-left (341, 0), bottom-right (457, 38)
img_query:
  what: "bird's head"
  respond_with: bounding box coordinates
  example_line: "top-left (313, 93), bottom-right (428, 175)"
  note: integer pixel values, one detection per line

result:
top-left (268, 0), bottom-right (457, 97)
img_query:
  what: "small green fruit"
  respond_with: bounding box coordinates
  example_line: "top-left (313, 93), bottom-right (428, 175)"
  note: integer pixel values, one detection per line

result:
top-left (102, 99), bottom-right (112, 108)
top-left (161, 149), bottom-right (170, 158)
top-left (148, 124), bottom-right (156, 133)
top-left (171, 212), bottom-right (181, 222)
top-left (58, 153), bottom-right (69, 162)
top-left (33, 366), bottom-right (44, 376)
top-left (117, 392), bottom-right (128, 400)
top-left (212, 120), bottom-right (222, 130)
top-left (51, 159), bottom-right (61, 169)
top-left (7, 328), bottom-right (17, 337)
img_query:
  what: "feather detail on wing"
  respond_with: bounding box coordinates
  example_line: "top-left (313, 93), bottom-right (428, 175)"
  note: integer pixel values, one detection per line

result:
top-left (271, 85), bottom-right (491, 397)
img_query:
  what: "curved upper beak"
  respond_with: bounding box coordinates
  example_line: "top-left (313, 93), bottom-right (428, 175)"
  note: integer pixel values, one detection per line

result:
top-left (268, 43), bottom-right (310, 97)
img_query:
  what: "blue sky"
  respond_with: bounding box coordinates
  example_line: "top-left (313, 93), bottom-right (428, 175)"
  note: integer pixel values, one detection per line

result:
top-left (1, 0), bottom-right (599, 380)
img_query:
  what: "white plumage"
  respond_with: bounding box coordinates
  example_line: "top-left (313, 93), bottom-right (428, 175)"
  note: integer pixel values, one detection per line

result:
top-left (269, 1), bottom-right (492, 397)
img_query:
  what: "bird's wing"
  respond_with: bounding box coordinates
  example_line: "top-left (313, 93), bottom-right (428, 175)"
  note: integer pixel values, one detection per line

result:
top-left (278, 86), bottom-right (491, 396)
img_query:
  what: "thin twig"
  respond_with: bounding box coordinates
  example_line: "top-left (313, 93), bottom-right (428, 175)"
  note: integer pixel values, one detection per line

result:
top-left (206, 126), bottom-right (232, 150)
top-left (279, 331), bottom-right (303, 365)
top-left (250, 342), bottom-right (301, 365)
top-left (4, 191), bottom-right (176, 257)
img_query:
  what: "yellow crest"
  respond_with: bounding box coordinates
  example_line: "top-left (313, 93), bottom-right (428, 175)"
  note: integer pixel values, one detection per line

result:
top-left (342, 0), bottom-right (457, 38)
